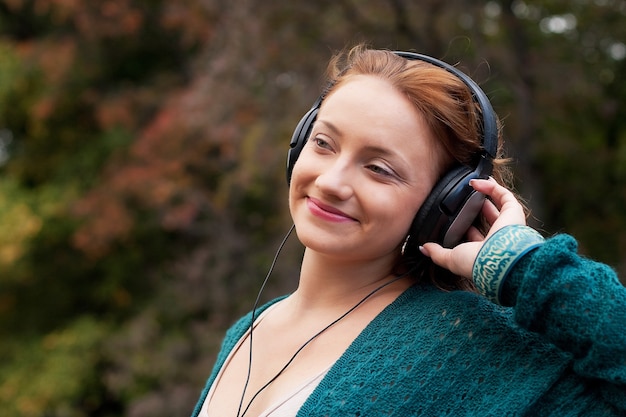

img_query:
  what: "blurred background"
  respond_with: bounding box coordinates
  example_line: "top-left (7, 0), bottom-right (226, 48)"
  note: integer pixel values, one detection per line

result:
top-left (0, 0), bottom-right (624, 416)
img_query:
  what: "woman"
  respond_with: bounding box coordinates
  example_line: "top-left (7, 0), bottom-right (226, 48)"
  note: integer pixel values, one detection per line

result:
top-left (192, 46), bottom-right (626, 416)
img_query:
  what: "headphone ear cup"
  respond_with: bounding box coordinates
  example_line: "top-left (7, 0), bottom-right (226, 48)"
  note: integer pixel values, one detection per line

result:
top-left (286, 106), bottom-right (318, 184)
top-left (409, 165), bottom-right (486, 249)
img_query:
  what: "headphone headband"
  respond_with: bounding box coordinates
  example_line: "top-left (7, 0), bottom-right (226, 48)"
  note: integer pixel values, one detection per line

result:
top-left (392, 51), bottom-right (498, 164)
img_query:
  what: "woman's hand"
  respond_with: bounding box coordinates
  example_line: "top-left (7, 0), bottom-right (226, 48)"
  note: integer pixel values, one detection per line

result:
top-left (420, 178), bottom-right (527, 279)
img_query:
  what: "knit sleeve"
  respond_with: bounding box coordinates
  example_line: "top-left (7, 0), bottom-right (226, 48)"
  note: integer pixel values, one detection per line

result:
top-left (503, 234), bottom-right (626, 410)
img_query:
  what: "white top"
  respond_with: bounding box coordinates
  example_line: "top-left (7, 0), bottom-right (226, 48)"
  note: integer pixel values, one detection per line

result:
top-left (200, 304), bottom-right (330, 416)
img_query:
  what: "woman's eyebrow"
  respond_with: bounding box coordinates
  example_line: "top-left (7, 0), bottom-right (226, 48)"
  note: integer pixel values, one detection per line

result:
top-left (361, 144), bottom-right (399, 158)
top-left (316, 119), bottom-right (406, 160)
top-left (315, 119), bottom-right (343, 137)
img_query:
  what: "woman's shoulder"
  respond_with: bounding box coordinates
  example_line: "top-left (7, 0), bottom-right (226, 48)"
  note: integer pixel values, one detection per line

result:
top-left (378, 284), bottom-right (561, 355)
top-left (391, 283), bottom-right (513, 321)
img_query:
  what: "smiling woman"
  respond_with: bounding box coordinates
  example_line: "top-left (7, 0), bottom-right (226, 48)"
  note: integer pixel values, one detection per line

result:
top-left (289, 74), bottom-right (440, 265)
top-left (191, 45), bottom-right (626, 417)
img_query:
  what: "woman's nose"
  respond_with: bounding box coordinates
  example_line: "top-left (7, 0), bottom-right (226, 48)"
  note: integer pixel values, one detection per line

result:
top-left (314, 159), bottom-right (354, 200)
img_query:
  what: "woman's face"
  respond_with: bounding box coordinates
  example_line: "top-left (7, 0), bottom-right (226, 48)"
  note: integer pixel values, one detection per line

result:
top-left (289, 75), bottom-right (444, 264)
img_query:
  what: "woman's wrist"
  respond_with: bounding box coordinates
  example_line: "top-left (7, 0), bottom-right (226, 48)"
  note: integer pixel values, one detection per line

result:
top-left (472, 224), bottom-right (545, 305)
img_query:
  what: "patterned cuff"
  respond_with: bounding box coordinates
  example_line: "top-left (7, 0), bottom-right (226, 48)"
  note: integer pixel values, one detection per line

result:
top-left (472, 225), bottom-right (545, 305)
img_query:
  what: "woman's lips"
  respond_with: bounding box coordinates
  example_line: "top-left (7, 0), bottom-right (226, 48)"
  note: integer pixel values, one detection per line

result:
top-left (306, 197), bottom-right (356, 223)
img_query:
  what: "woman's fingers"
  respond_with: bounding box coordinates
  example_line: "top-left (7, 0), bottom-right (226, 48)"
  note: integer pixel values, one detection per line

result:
top-left (421, 179), bottom-right (529, 279)
top-left (420, 242), bottom-right (480, 279)
top-left (470, 178), bottom-right (526, 232)
top-left (466, 225), bottom-right (485, 242)
top-left (481, 198), bottom-right (500, 225)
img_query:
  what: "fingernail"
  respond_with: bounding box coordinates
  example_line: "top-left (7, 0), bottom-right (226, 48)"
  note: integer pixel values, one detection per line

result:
top-left (419, 245), bottom-right (430, 257)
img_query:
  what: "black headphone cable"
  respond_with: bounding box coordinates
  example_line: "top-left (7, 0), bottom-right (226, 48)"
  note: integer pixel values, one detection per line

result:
top-left (236, 226), bottom-right (410, 417)
top-left (236, 223), bottom-right (295, 417)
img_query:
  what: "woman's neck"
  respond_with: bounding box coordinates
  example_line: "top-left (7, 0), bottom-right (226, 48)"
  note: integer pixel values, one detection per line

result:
top-left (288, 248), bottom-right (411, 315)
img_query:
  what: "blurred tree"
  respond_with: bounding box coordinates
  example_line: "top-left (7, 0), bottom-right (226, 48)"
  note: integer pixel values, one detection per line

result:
top-left (0, 0), bottom-right (624, 416)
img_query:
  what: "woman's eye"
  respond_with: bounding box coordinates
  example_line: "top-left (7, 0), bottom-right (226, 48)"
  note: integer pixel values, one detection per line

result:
top-left (312, 137), bottom-right (332, 149)
top-left (367, 164), bottom-right (392, 176)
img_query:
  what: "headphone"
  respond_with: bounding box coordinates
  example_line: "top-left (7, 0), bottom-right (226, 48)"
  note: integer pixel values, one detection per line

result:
top-left (286, 51), bottom-right (498, 250)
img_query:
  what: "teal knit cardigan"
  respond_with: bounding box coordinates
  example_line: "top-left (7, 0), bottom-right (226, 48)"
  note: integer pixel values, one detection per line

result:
top-left (191, 235), bottom-right (626, 416)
